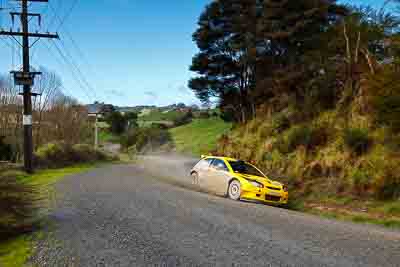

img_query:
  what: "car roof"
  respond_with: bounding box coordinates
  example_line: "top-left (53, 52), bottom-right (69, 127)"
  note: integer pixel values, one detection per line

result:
top-left (203, 155), bottom-right (239, 162)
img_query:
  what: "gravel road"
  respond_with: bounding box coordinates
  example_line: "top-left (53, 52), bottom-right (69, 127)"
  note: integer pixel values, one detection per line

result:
top-left (31, 154), bottom-right (400, 267)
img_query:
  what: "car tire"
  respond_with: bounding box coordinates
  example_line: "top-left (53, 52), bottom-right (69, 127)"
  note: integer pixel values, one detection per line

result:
top-left (228, 180), bottom-right (241, 201)
top-left (191, 172), bottom-right (199, 186)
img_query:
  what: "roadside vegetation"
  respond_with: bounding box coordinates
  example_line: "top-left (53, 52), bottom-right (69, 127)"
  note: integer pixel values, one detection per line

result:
top-left (0, 139), bottom-right (113, 266)
top-left (0, 164), bottom-right (99, 267)
top-left (0, 71), bottom-right (115, 265)
top-left (188, 0), bottom-right (400, 227)
top-left (100, 104), bottom-right (229, 157)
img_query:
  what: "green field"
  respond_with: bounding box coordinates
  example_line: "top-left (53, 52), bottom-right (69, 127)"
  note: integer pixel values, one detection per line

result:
top-left (169, 117), bottom-right (232, 156)
top-left (139, 110), bottom-right (184, 122)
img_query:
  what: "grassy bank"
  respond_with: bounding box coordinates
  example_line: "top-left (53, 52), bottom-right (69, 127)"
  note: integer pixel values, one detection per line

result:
top-left (214, 107), bottom-right (400, 229)
top-left (0, 164), bottom-right (98, 267)
top-left (169, 117), bottom-right (232, 156)
top-left (287, 194), bottom-right (400, 229)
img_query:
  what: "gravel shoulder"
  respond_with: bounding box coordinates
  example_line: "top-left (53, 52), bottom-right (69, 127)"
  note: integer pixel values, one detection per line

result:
top-left (31, 155), bottom-right (400, 267)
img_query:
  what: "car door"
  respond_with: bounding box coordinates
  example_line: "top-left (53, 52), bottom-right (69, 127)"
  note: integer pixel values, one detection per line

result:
top-left (195, 158), bottom-right (214, 188)
top-left (205, 159), bottom-right (231, 195)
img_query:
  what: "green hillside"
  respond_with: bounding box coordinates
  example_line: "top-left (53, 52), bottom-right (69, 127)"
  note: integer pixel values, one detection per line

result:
top-left (139, 110), bottom-right (184, 122)
top-left (169, 117), bottom-right (232, 156)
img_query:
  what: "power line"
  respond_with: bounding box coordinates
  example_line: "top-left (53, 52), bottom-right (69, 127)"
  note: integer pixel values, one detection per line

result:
top-left (44, 0), bottom-right (61, 30)
top-left (45, 39), bottom-right (94, 102)
top-left (47, 39), bottom-right (93, 101)
top-left (48, 0), bottom-right (106, 100)
top-left (54, 0), bottom-right (78, 31)
top-left (48, 0), bottom-right (98, 85)
top-left (56, 38), bottom-right (98, 99)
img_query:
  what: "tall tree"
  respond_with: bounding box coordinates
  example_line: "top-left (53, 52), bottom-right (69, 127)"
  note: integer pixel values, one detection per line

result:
top-left (256, 0), bottom-right (347, 112)
top-left (189, 0), bottom-right (256, 123)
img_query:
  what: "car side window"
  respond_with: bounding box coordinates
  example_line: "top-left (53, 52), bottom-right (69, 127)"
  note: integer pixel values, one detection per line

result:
top-left (210, 159), bottom-right (228, 172)
top-left (196, 158), bottom-right (214, 169)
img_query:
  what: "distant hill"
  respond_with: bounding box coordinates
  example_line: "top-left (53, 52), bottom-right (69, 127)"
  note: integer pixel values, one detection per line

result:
top-left (115, 103), bottom-right (199, 114)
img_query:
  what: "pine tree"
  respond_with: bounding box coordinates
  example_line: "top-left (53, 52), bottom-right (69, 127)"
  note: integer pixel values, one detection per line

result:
top-left (256, 0), bottom-right (347, 109)
top-left (189, 0), bottom-right (256, 123)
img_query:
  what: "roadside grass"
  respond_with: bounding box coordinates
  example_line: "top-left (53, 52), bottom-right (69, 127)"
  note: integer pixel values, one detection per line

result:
top-left (307, 209), bottom-right (400, 229)
top-left (169, 117), bottom-right (232, 156)
top-left (0, 235), bottom-right (33, 267)
top-left (292, 194), bottom-right (400, 229)
top-left (0, 164), bottom-right (98, 267)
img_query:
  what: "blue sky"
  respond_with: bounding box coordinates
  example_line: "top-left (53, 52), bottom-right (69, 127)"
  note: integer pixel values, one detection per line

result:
top-left (0, 0), bottom-right (392, 106)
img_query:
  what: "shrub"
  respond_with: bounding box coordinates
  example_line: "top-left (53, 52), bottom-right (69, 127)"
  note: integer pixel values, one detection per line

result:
top-left (0, 172), bottom-right (39, 240)
top-left (121, 126), bottom-right (172, 152)
top-left (373, 163), bottom-right (400, 200)
top-left (286, 126), bottom-right (313, 152)
top-left (271, 114), bottom-right (290, 134)
top-left (0, 137), bottom-right (13, 161)
top-left (105, 111), bottom-right (128, 135)
top-left (374, 95), bottom-right (400, 132)
top-left (173, 111), bottom-right (193, 127)
top-left (220, 108), bottom-right (235, 122)
top-left (35, 143), bottom-right (69, 167)
top-left (71, 144), bottom-right (107, 162)
top-left (368, 67), bottom-right (400, 132)
top-left (309, 126), bottom-right (329, 149)
top-left (343, 128), bottom-right (371, 155)
top-left (350, 169), bottom-right (370, 196)
top-left (198, 111), bottom-right (211, 119)
top-left (34, 142), bottom-right (109, 168)
top-left (127, 146), bottom-right (138, 160)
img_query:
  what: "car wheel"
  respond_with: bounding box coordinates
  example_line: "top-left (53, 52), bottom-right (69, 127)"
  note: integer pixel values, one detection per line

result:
top-left (228, 180), bottom-right (241, 201)
top-left (191, 172), bottom-right (199, 185)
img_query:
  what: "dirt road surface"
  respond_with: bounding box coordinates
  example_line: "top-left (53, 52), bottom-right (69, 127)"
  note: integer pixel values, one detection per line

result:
top-left (31, 154), bottom-right (400, 266)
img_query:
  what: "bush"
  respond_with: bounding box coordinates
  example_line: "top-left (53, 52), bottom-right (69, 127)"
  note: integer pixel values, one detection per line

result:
top-left (0, 172), bottom-right (39, 240)
top-left (220, 108), bottom-right (235, 122)
top-left (34, 142), bottom-right (109, 168)
top-left (350, 169), bottom-right (370, 196)
top-left (198, 111), bottom-right (211, 119)
top-left (373, 162), bottom-right (400, 200)
top-left (71, 144), bottom-right (107, 162)
top-left (271, 114), bottom-right (290, 134)
top-left (105, 111), bottom-right (128, 135)
top-left (344, 128), bottom-right (371, 155)
top-left (35, 143), bottom-right (68, 167)
top-left (127, 146), bottom-right (138, 160)
top-left (121, 126), bottom-right (172, 152)
top-left (374, 95), bottom-right (400, 132)
top-left (173, 111), bottom-right (193, 127)
top-left (368, 67), bottom-right (400, 132)
top-left (0, 137), bottom-right (12, 161)
top-left (286, 126), bottom-right (313, 152)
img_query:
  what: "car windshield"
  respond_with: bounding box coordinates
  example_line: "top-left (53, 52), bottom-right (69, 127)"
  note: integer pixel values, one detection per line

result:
top-left (229, 161), bottom-right (265, 177)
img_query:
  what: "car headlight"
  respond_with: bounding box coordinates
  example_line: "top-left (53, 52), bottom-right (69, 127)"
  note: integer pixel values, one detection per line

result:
top-left (282, 185), bottom-right (288, 192)
top-left (249, 180), bottom-right (264, 188)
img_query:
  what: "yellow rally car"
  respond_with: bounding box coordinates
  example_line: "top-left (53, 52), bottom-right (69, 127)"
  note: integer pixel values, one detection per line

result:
top-left (190, 155), bottom-right (288, 205)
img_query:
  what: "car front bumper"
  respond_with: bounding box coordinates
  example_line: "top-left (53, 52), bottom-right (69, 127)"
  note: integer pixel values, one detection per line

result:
top-left (241, 185), bottom-right (288, 205)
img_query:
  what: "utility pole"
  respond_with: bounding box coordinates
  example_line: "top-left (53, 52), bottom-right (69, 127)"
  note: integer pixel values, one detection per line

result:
top-left (94, 115), bottom-right (99, 149)
top-left (0, 0), bottom-right (58, 173)
top-left (88, 113), bottom-right (99, 150)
